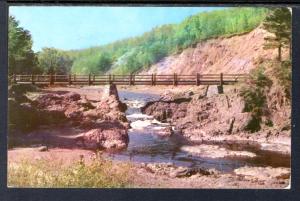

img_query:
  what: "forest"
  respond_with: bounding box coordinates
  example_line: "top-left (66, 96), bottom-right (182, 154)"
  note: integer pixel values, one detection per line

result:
top-left (9, 7), bottom-right (269, 75)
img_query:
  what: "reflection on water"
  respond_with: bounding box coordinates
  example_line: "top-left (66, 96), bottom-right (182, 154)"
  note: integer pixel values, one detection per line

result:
top-left (107, 91), bottom-right (290, 172)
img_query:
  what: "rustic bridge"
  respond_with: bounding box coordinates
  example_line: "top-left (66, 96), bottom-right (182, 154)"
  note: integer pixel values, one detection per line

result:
top-left (11, 73), bottom-right (247, 86)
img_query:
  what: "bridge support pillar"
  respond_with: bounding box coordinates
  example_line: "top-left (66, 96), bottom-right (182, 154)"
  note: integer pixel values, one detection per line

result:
top-left (217, 85), bottom-right (223, 94)
top-left (102, 83), bottom-right (119, 100)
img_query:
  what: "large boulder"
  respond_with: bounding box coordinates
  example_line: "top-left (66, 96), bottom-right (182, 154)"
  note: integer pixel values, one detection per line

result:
top-left (97, 94), bottom-right (127, 113)
top-left (34, 92), bottom-right (81, 108)
top-left (75, 121), bottom-right (129, 150)
top-left (141, 101), bottom-right (188, 123)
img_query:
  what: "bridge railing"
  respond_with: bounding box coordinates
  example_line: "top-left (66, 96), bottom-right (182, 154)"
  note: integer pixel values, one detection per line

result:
top-left (10, 73), bottom-right (249, 86)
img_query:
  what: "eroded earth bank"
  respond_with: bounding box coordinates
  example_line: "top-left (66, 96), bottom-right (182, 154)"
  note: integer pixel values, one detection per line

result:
top-left (8, 83), bottom-right (290, 188)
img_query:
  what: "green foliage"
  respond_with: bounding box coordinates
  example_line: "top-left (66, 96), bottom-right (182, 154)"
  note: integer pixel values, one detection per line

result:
top-left (245, 117), bottom-right (261, 132)
top-left (8, 8), bottom-right (269, 75)
top-left (265, 119), bottom-right (274, 127)
top-left (240, 67), bottom-right (272, 132)
top-left (262, 8), bottom-right (291, 61)
top-left (37, 48), bottom-right (73, 74)
top-left (8, 16), bottom-right (39, 74)
top-left (69, 8), bottom-right (268, 74)
top-left (276, 60), bottom-right (292, 100)
top-left (72, 51), bottom-right (112, 74)
top-left (8, 156), bottom-right (132, 187)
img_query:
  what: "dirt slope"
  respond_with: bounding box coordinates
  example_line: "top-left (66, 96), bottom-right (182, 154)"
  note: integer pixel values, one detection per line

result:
top-left (142, 27), bottom-right (286, 75)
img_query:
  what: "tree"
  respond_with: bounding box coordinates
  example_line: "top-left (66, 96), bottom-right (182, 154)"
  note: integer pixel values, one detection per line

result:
top-left (262, 8), bottom-right (291, 61)
top-left (96, 52), bottom-right (113, 73)
top-left (240, 67), bottom-right (272, 132)
top-left (71, 51), bottom-right (112, 74)
top-left (8, 16), bottom-right (38, 74)
top-left (38, 48), bottom-right (73, 74)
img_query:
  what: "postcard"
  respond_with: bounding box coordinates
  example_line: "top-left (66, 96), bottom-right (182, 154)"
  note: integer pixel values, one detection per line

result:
top-left (7, 6), bottom-right (291, 189)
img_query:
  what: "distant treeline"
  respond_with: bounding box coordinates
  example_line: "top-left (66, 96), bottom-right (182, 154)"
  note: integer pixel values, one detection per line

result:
top-left (9, 7), bottom-right (268, 75)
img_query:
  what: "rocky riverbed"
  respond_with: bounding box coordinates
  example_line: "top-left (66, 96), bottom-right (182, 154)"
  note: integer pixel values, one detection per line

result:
top-left (8, 84), bottom-right (129, 150)
top-left (8, 84), bottom-right (290, 188)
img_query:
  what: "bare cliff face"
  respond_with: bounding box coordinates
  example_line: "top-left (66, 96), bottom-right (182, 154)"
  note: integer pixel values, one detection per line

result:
top-left (141, 85), bottom-right (291, 154)
top-left (142, 27), bottom-right (286, 75)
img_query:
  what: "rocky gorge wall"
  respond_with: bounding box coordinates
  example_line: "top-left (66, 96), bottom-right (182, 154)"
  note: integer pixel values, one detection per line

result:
top-left (141, 85), bottom-right (291, 154)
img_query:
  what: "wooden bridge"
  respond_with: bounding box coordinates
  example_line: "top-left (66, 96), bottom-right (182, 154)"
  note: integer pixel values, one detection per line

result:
top-left (10, 73), bottom-right (248, 86)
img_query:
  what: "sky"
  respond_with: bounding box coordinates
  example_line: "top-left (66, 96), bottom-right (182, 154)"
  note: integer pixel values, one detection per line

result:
top-left (9, 6), bottom-right (224, 52)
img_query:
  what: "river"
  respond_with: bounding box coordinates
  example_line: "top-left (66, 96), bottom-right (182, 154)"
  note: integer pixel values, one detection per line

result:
top-left (106, 91), bottom-right (290, 173)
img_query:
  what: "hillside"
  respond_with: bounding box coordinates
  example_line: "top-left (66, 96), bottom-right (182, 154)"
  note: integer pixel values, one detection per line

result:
top-left (67, 7), bottom-right (268, 75)
top-left (141, 27), bottom-right (286, 75)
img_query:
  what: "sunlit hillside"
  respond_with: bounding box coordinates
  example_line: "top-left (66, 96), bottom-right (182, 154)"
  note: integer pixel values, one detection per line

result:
top-left (66, 7), bottom-right (268, 75)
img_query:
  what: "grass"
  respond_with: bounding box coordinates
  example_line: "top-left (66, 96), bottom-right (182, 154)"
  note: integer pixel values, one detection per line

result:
top-left (8, 154), bottom-right (133, 188)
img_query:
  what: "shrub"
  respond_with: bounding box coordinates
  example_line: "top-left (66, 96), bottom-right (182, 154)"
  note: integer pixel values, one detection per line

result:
top-left (8, 154), bottom-right (133, 188)
top-left (8, 84), bottom-right (39, 97)
top-left (240, 67), bottom-right (272, 132)
top-left (275, 60), bottom-right (291, 100)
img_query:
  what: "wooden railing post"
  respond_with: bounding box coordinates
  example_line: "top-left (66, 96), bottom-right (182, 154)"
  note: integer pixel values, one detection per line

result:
top-left (151, 74), bottom-right (154, 86)
top-left (93, 75), bottom-right (95, 83)
top-left (129, 74), bottom-right (132, 86)
top-left (218, 73), bottom-right (224, 94)
top-left (88, 74), bottom-right (92, 86)
top-left (132, 74), bottom-right (135, 85)
top-left (109, 74), bottom-right (112, 84)
top-left (154, 74), bottom-right (156, 86)
top-left (173, 73), bottom-right (177, 86)
top-left (73, 74), bottom-right (76, 83)
top-left (50, 74), bottom-right (54, 85)
top-left (220, 73), bottom-right (223, 86)
top-left (13, 74), bottom-right (17, 84)
top-left (31, 74), bottom-right (35, 85)
top-left (196, 73), bottom-right (200, 86)
top-left (68, 74), bottom-right (72, 85)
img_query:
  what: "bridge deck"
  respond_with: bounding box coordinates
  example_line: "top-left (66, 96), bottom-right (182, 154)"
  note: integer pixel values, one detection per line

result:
top-left (10, 74), bottom-right (248, 86)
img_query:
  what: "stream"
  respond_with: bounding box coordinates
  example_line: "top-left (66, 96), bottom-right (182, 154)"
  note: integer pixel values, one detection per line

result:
top-left (106, 91), bottom-right (290, 173)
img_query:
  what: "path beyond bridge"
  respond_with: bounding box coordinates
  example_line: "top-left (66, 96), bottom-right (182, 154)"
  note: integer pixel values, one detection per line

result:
top-left (11, 73), bottom-right (248, 86)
